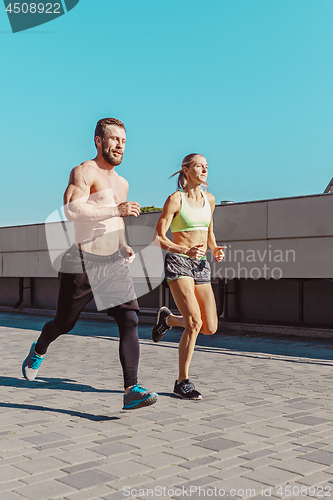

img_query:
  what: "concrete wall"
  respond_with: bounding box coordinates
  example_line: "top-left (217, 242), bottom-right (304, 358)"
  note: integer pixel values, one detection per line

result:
top-left (213, 194), bottom-right (333, 279)
top-left (1, 194), bottom-right (333, 326)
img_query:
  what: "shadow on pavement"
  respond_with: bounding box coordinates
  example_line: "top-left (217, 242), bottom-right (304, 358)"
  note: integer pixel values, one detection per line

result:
top-left (2, 312), bottom-right (333, 362)
top-left (0, 375), bottom-right (121, 394)
top-left (0, 401), bottom-right (119, 421)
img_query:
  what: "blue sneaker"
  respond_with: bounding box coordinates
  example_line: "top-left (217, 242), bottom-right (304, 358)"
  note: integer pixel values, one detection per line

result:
top-left (22, 342), bottom-right (45, 381)
top-left (123, 385), bottom-right (158, 410)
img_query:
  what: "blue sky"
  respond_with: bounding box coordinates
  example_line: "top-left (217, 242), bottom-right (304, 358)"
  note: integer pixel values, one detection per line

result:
top-left (0, 0), bottom-right (332, 226)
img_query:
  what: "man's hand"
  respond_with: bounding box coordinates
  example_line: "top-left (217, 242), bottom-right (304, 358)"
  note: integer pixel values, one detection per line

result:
top-left (213, 246), bottom-right (227, 262)
top-left (120, 244), bottom-right (136, 264)
top-left (117, 201), bottom-right (141, 218)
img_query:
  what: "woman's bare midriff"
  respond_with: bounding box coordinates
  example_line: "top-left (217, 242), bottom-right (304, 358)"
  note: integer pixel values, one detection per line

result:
top-left (172, 230), bottom-right (208, 253)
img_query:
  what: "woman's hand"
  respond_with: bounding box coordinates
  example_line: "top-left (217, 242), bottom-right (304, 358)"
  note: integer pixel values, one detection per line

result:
top-left (213, 246), bottom-right (227, 262)
top-left (186, 244), bottom-right (206, 259)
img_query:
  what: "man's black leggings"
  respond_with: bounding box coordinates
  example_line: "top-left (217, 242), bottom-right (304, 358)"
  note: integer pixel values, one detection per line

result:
top-left (35, 309), bottom-right (140, 389)
top-left (35, 250), bottom-right (141, 389)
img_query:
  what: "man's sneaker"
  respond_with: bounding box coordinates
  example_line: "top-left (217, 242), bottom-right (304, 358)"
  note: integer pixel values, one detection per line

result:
top-left (22, 341), bottom-right (45, 381)
top-left (173, 379), bottom-right (202, 400)
top-left (152, 306), bottom-right (172, 343)
top-left (123, 385), bottom-right (159, 410)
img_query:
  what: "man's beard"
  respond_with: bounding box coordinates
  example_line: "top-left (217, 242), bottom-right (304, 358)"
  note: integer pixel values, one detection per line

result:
top-left (102, 145), bottom-right (123, 166)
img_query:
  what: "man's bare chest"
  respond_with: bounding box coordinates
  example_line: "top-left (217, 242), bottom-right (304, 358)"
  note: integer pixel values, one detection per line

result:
top-left (90, 173), bottom-right (127, 205)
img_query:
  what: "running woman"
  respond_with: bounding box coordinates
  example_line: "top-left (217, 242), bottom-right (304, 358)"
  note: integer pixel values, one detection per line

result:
top-left (22, 118), bottom-right (158, 410)
top-left (152, 154), bottom-right (225, 400)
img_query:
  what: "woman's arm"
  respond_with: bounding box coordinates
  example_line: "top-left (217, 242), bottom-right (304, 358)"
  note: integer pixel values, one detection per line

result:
top-left (153, 192), bottom-right (189, 254)
top-left (207, 193), bottom-right (226, 262)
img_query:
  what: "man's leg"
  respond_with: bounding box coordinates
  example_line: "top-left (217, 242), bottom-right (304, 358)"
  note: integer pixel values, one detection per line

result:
top-left (108, 305), bottom-right (158, 410)
top-left (109, 308), bottom-right (140, 391)
top-left (22, 271), bottom-right (93, 380)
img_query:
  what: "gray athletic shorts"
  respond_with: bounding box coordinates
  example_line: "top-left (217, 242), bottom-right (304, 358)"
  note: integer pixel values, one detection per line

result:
top-left (164, 252), bottom-right (211, 285)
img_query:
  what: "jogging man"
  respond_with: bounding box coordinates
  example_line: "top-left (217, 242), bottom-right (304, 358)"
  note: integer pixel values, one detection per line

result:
top-left (22, 118), bottom-right (158, 410)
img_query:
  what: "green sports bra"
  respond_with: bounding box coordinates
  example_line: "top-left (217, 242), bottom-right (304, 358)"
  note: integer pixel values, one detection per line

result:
top-left (170, 190), bottom-right (212, 233)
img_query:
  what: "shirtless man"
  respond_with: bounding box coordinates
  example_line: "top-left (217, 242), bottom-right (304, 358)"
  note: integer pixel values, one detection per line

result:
top-left (22, 118), bottom-right (158, 410)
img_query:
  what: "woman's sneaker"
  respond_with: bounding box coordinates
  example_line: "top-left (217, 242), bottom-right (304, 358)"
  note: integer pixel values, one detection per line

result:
top-left (22, 341), bottom-right (45, 381)
top-left (152, 306), bottom-right (172, 343)
top-left (173, 379), bottom-right (202, 400)
top-left (123, 385), bottom-right (159, 410)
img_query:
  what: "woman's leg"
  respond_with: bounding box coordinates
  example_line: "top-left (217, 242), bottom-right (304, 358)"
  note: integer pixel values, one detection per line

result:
top-left (167, 312), bottom-right (185, 328)
top-left (167, 283), bottom-right (218, 335)
top-left (194, 283), bottom-right (218, 335)
top-left (169, 277), bottom-right (202, 382)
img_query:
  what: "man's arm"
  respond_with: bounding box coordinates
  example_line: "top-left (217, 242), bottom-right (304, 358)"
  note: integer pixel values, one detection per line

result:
top-left (63, 164), bottom-right (140, 222)
top-left (117, 176), bottom-right (136, 264)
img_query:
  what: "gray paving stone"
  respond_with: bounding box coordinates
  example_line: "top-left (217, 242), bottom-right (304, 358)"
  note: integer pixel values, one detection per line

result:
top-left (14, 456), bottom-right (67, 474)
top-left (0, 480), bottom-right (24, 494)
top-left (242, 456), bottom-right (281, 470)
top-left (16, 419), bottom-right (51, 427)
top-left (209, 476), bottom-right (264, 498)
top-left (203, 419), bottom-right (241, 429)
top-left (162, 445), bottom-right (214, 460)
top-left (97, 459), bottom-right (154, 479)
top-left (299, 450), bottom-right (333, 466)
top-left (63, 484), bottom-right (114, 499)
top-left (192, 432), bottom-right (222, 441)
top-left (175, 475), bottom-right (219, 488)
top-left (19, 469), bottom-right (67, 485)
top-left (93, 435), bottom-right (130, 444)
top-left (57, 469), bottom-right (115, 489)
top-left (61, 460), bottom-right (103, 474)
top-left (290, 416), bottom-right (330, 426)
top-left (12, 478), bottom-right (76, 499)
top-left (36, 439), bottom-right (73, 450)
top-left (179, 456), bottom-right (218, 469)
top-left (89, 442), bottom-right (137, 457)
top-left (273, 457), bottom-right (327, 475)
top-left (194, 437), bottom-right (242, 452)
top-left (0, 491), bottom-right (26, 500)
top-left (22, 432), bottom-right (66, 445)
top-left (298, 471), bottom-right (333, 486)
top-left (240, 449), bottom-right (276, 460)
top-left (141, 412), bottom-right (179, 422)
top-left (208, 465), bottom-right (251, 481)
top-left (148, 429), bottom-right (195, 442)
top-left (53, 448), bottom-right (103, 464)
top-left (119, 435), bottom-right (168, 449)
top-left (100, 491), bottom-right (131, 500)
top-left (0, 465), bottom-right (29, 481)
top-left (132, 452), bottom-right (185, 468)
top-left (145, 464), bottom-right (185, 480)
top-left (242, 466), bottom-right (301, 487)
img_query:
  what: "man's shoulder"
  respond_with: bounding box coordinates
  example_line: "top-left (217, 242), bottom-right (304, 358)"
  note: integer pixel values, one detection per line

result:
top-left (75, 160), bottom-right (99, 172)
top-left (69, 160), bottom-right (98, 181)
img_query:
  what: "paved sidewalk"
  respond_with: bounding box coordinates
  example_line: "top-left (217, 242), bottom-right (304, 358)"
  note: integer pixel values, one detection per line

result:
top-left (1, 314), bottom-right (333, 500)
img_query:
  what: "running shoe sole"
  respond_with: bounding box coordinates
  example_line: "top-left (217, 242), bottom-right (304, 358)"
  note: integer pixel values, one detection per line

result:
top-left (152, 306), bottom-right (171, 343)
top-left (123, 393), bottom-right (159, 410)
top-left (173, 391), bottom-right (202, 400)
